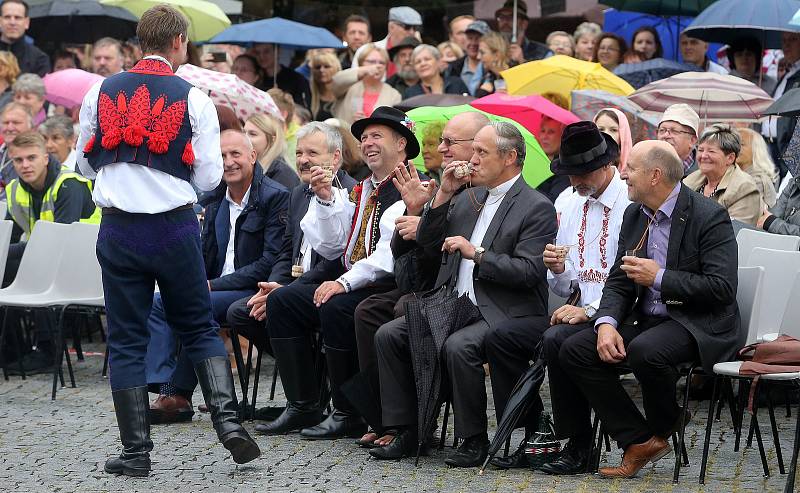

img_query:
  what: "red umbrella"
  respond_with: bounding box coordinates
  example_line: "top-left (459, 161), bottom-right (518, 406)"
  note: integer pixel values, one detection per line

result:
top-left (470, 93), bottom-right (580, 139)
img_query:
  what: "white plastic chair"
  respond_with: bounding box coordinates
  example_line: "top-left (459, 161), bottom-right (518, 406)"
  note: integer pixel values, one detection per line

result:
top-left (0, 220), bottom-right (15, 283)
top-left (737, 228), bottom-right (800, 265)
top-left (736, 266), bottom-right (765, 346)
top-left (745, 248), bottom-right (800, 342)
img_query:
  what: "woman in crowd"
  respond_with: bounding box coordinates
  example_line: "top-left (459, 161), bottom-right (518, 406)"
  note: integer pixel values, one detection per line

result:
top-left (475, 32), bottom-right (510, 97)
top-left (244, 113), bottom-right (300, 190)
top-left (232, 54), bottom-right (265, 88)
top-left (309, 51), bottom-right (341, 122)
top-left (736, 127), bottom-right (778, 208)
top-left (626, 26), bottom-right (662, 63)
top-left (574, 22), bottom-right (602, 62)
top-left (684, 123), bottom-right (761, 225)
top-left (404, 44), bottom-right (469, 98)
top-left (437, 41), bottom-right (464, 69)
top-left (592, 33), bottom-right (627, 72)
top-left (331, 43), bottom-right (401, 125)
top-left (727, 37), bottom-right (777, 94)
top-left (546, 31), bottom-right (575, 57)
top-left (419, 120), bottom-right (445, 182)
top-left (0, 52), bottom-right (19, 112)
top-left (593, 108), bottom-right (632, 170)
top-left (324, 117), bottom-right (370, 181)
top-left (12, 73), bottom-right (46, 126)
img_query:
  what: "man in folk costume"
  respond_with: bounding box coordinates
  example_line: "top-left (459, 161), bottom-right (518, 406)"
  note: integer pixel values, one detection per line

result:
top-left (76, 5), bottom-right (259, 477)
top-left (257, 106), bottom-right (418, 440)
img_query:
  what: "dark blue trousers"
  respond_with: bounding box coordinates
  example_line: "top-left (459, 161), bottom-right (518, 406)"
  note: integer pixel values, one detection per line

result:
top-left (97, 209), bottom-right (227, 391)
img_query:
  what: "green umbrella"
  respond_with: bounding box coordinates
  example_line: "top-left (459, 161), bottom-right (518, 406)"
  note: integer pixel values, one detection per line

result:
top-left (406, 104), bottom-right (552, 188)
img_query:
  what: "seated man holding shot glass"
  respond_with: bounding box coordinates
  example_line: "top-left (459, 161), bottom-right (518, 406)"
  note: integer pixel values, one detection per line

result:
top-left (552, 140), bottom-right (741, 479)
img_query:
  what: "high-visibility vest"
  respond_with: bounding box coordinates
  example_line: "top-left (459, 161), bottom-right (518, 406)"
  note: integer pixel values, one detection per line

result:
top-left (5, 168), bottom-right (101, 235)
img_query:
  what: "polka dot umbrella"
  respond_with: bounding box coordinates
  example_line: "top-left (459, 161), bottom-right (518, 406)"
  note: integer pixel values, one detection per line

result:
top-left (175, 64), bottom-right (281, 122)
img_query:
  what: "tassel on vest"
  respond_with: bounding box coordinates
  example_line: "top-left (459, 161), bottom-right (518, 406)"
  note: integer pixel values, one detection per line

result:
top-left (83, 135), bottom-right (95, 153)
top-left (182, 141), bottom-right (194, 166)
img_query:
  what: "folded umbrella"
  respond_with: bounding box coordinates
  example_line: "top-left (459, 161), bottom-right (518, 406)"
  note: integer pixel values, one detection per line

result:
top-left (100, 0), bottom-right (230, 41)
top-left (175, 64), bottom-right (281, 121)
top-left (613, 58), bottom-right (704, 89)
top-left (570, 89), bottom-right (661, 141)
top-left (43, 69), bottom-right (104, 109)
top-left (395, 94), bottom-right (475, 112)
top-left (683, 0), bottom-right (800, 49)
top-left (470, 93), bottom-right (580, 139)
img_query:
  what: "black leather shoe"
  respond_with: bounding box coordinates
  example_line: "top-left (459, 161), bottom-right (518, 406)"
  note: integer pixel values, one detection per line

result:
top-left (105, 386), bottom-right (153, 477)
top-left (445, 433), bottom-right (489, 468)
top-left (255, 402), bottom-right (321, 435)
top-left (300, 409), bottom-right (367, 440)
top-left (369, 429), bottom-right (419, 460)
top-left (538, 439), bottom-right (588, 475)
top-left (490, 439), bottom-right (528, 469)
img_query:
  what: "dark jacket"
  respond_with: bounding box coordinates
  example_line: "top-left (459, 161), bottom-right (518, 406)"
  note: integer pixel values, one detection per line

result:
top-left (521, 38), bottom-right (552, 62)
top-left (262, 156), bottom-right (300, 190)
top-left (536, 174), bottom-right (571, 203)
top-left (775, 71), bottom-right (800, 176)
top-left (270, 169), bottom-right (357, 285)
top-left (202, 169), bottom-right (289, 291)
top-left (386, 73), bottom-right (416, 96)
top-left (764, 176), bottom-right (800, 236)
top-left (403, 76), bottom-right (470, 99)
top-left (0, 38), bottom-right (49, 76)
top-left (596, 185), bottom-right (742, 374)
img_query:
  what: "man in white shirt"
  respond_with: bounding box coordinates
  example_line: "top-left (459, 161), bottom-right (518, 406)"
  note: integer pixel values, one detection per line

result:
top-left (370, 122), bottom-right (557, 466)
top-left (256, 107), bottom-right (415, 440)
top-left (76, 6), bottom-right (259, 476)
top-left (484, 121), bottom-right (629, 471)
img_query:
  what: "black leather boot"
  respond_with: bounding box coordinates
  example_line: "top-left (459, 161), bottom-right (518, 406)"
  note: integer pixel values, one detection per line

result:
top-left (105, 386), bottom-right (153, 477)
top-left (195, 357), bottom-right (261, 464)
top-left (300, 346), bottom-right (367, 440)
top-left (255, 337), bottom-right (322, 435)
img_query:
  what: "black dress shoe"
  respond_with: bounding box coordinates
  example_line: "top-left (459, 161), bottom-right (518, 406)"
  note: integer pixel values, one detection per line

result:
top-left (444, 433), bottom-right (489, 468)
top-left (538, 439), bottom-right (588, 475)
top-left (300, 409), bottom-right (367, 440)
top-left (369, 429), bottom-right (419, 460)
top-left (490, 439), bottom-right (528, 469)
top-left (254, 401), bottom-right (321, 435)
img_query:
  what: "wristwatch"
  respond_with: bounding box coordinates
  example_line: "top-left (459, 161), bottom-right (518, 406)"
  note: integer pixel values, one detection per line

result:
top-left (584, 305), bottom-right (597, 319)
top-left (473, 246), bottom-right (485, 264)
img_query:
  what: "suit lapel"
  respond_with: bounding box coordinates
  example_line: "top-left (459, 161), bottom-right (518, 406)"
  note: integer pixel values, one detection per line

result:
top-left (666, 186), bottom-right (691, 268)
top-left (481, 179), bottom-right (523, 248)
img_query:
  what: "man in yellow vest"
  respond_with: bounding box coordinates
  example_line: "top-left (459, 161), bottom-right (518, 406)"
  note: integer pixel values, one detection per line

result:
top-left (3, 130), bottom-right (98, 375)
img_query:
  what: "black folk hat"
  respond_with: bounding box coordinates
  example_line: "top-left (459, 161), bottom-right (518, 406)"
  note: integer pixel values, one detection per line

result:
top-left (549, 121), bottom-right (619, 176)
top-left (351, 106), bottom-right (420, 160)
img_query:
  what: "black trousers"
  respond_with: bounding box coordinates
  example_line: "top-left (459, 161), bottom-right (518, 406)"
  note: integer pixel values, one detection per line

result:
top-left (558, 317), bottom-right (699, 449)
top-left (226, 296), bottom-right (268, 349)
top-left (483, 316), bottom-right (549, 425)
top-left (354, 288), bottom-right (413, 371)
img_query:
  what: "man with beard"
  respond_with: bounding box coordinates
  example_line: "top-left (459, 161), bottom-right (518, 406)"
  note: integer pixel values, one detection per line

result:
top-left (386, 36), bottom-right (419, 96)
top-left (484, 121), bottom-right (629, 470)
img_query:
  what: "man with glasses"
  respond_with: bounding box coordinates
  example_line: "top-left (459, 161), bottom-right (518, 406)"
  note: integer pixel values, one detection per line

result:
top-left (352, 6), bottom-right (422, 79)
top-left (657, 104), bottom-right (699, 177)
top-left (494, 0), bottom-right (551, 63)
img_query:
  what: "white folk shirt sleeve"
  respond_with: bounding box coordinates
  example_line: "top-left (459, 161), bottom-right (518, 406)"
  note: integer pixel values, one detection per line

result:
top-left (75, 79), bottom-right (223, 213)
top-left (300, 187), bottom-right (355, 260)
top-left (547, 191), bottom-right (580, 299)
top-left (337, 200), bottom-right (405, 292)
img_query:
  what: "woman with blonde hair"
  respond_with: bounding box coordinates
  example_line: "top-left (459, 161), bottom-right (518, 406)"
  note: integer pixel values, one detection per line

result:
top-left (0, 51), bottom-right (19, 111)
top-left (476, 32), bottom-right (510, 97)
top-left (244, 113), bottom-right (300, 189)
top-left (436, 41), bottom-right (464, 71)
top-left (309, 51), bottom-right (342, 121)
top-left (331, 43), bottom-right (401, 125)
top-left (736, 127), bottom-right (778, 207)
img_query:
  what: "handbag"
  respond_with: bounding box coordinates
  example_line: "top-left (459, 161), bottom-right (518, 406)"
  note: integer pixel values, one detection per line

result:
top-left (524, 412), bottom-right (562, 470)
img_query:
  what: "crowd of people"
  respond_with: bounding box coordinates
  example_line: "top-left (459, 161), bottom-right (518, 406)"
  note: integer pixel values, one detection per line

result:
top-left (1, 0), bottom-right (800, 483)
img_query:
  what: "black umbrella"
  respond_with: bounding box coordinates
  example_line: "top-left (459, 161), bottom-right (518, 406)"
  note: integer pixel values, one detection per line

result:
top-left (613, 58), bottom-right (704, 89)
top-left (395, 94), bottom-right (475, 112)
top-left (28, 0), bottom-right (138, 47)
top-left (479, 343), bottom-right (547, 475)
top-left (763, 87), bottom-right (800, 117)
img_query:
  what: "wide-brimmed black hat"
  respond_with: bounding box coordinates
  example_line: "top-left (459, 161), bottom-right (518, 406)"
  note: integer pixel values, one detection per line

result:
top-left (388, 36), bottom-right (420, 59)
top-left (351, 106), bottom-right (420, 159)
top-left (550, 121), bottom-right (619, 176)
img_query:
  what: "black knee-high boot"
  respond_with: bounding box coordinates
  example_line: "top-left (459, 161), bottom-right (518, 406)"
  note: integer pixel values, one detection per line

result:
top-left (105, 386), bottom-right (153, 477)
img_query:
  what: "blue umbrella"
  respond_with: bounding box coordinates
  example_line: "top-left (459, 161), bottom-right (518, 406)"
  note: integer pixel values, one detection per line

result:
top-left (613, 58), bottom-right (704, 88)
top-left (683, 0), bottom-right (800, 49)
top-left (209, 17), bottom-right (344, 50)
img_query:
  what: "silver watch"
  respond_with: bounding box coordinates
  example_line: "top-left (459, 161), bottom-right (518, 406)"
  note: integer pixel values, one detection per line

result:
top-left (474, 246), bottom-right (485, 264)
top-left (584, 305), bottom-right (597, 318)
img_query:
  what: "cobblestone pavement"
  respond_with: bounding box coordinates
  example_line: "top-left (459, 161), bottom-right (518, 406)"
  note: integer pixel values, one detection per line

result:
top-left (0, 343), bottom-right (797, 492)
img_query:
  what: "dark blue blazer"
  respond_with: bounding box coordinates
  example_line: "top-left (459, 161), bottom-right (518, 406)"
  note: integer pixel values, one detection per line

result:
top-left (202, 168), bottom-right (289, 291)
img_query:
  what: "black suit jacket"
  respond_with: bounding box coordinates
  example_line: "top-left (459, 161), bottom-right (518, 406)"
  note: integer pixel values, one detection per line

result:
top-left (596, 184), bottom-right (743, 374)
top-left (417, 175), bottom-right (557, 327)
top-left (775, 70), bottom-right (800, 169)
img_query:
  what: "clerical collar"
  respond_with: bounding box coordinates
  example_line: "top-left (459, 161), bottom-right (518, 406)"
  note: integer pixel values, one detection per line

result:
top-left (488, 173), bottom-right (520, 197)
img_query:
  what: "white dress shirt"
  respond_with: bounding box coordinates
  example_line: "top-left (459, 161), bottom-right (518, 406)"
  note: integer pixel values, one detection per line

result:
top-left (548, 168), bottom-right (630, 308)
top-left (76, 56), bottom-right (223, 213)
top-left (763, 60), bottom-right (800, 138)
top-left (300, 177), bottom-right (405, 292)
top-left (221, 186), bottom-right (251, 277)
top-left (456, 174), bottom-right (520, 305)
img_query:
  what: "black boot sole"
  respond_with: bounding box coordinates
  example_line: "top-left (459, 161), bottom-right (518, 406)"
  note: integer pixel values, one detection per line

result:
top-left (222, 432), bottom-right (261, 464)
top-left (149, 409), bottom-right (194, 425)
top-left (300, 426), bottom-right (367, 441)
top-left (104, 462), bottom-right (150, 477)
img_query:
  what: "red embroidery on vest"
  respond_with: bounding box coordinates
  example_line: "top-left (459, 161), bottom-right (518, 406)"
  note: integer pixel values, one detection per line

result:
top-left (83, 134), bottom-right (96, 153)
top-left (128, 59), bottom-right (174, 76)
top-left (98, 92), bottom-right (123, 149)
top-left (181, 141), bottom-right (195, 166)
top-left (123, 85), bottom-right (151, 147)
top-left (148, 99), bottom-right (187, 155)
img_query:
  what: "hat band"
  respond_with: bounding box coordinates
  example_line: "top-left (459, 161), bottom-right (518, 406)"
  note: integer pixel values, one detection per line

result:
top-left (559, 139), bottom-right (607, 166)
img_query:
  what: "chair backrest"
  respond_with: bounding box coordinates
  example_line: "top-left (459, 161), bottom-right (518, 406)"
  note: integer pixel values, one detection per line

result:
top-left (0, 220), bottom-right (14, 282)
top-left (747, 247), bottom-right (800, 339)
top-left (3, 221), bottom-right (70, 294)
top-left (737, 228), bottom-right (800, 265)
top-left (737, 266), bottom-right (765, 345)
top-left (779, 273), bottom-right (800, 339)
top-left (48, 223), bottom-right (102, 302)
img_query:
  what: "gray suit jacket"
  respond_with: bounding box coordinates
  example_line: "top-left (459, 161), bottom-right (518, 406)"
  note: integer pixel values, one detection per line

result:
top-left (416, 175), bottom-right (558, 327)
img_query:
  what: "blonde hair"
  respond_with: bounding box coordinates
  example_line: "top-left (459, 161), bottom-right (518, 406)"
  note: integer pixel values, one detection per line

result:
top-left (356, 43), bottom-right (390, 66)
top-left (0, 51), bottom-right (20, 87)
top-left (309, 51), bottom-right (341, 118)
top-left (480, 32), bottom-right (509, 73)
top-left (738, 127), bottom-right (777, 181)
top-left (246, 113), bottom-right (286, 169)
top-left (436, 41), bottom-right (464, 60)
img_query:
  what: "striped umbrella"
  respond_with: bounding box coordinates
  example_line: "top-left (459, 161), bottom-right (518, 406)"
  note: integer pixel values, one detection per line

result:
top-left (628, 72), bottom-right (773, 122)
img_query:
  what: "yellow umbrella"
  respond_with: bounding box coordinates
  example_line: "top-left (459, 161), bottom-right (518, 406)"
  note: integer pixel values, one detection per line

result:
top-left (501, 55), bottom-right (635, 104)
top-left (100, 0), bottom-right (231, 42)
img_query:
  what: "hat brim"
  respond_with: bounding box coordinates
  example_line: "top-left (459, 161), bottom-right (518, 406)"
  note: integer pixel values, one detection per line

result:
top-left (351, 117), bottom-right (420, 160)
top-left (550, 132), bottom-right (619, 176)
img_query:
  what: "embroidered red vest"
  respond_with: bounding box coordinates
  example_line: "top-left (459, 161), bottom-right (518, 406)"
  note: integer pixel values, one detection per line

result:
top-left (84, 58), bottom-right (196, 182)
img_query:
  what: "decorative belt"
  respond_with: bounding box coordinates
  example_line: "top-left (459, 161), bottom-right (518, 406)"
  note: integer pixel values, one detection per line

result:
top-left (101, 204), bottom-right (194, 215)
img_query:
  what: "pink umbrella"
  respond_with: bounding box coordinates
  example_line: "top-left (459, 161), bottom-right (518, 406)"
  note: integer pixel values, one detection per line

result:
top-left (470, 93), bottom-right (580, 138)
top-left (43, 69), bottom-right (105, 109)
top-left (175, 63), bottom-right (281, 121)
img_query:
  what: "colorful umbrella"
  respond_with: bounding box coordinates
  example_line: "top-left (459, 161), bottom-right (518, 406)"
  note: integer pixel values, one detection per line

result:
top-left (570, 89), bottom-right (661, 142)
top-left (175, 64), bottom-right (281, 121)
top-left (628, 71), bottom-right (773, 122)
top-left (613, 58), bottom-right (703, 89)
top-left (43, 69), bottom-right (104, 109)
top-left (99, 0), bottom-right (230, 41)
top-left (684, 0), bottom-right (800, 49)
top-left (470, 93), bottom-right (580, 139)
top-left (406, 104), bottom-right (552, 188)
top-left (501, 55), bottom-right (635, 104)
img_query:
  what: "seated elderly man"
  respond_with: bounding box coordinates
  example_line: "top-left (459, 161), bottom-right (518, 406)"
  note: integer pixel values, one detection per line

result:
top-left (657, 104), bottom-right (699, 177)
top-left (0, 102), bottom-right (33, 198)
top-left (370, 122), bottom-right (557, 466)
top-left (145, 129), bottom-right (289, 424)
top-left (12, 73), bottom-right (46, 126)
top-left (39, 115), bottom-right (78, 171)
top-left (552, 141), bottom-right (740, 479)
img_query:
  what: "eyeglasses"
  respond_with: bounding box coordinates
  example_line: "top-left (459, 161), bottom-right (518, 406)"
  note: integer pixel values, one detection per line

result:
top-left (439, 136), bottom-right (474, 147)
top-left (657, 127), bottom-right (694, 137)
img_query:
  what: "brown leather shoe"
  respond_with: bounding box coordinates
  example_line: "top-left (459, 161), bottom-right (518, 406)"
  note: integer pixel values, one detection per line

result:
top-left (149, 395), bottom-right (194, 424)
top-left (598, 436), bottom-right (672, 479)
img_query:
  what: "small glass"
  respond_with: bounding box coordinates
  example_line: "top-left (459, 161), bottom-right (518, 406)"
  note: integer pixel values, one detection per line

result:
top-left (624, 249), bottom-right (647, 265)
top-left (554, 245), bottom-right (571, 262)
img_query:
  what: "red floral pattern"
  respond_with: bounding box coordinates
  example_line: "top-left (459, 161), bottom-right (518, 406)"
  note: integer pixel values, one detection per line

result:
top-left (123, 85), bottom-right (152, 147)
top-left (577, 200), bottom-right (611, 270)
top-left (129, 58), bottom-right (173, 76)
top-left (148, 99), bottom-right (187, 155)
top-left (98, 92), bottom-right (124, 150)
